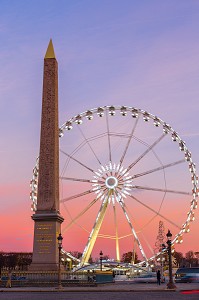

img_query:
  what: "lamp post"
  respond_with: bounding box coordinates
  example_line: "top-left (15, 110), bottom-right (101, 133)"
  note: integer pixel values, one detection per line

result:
top-left (57, 233), bottom-right (63, 290)
top-left (166, 230), bottom-right (176, 289)
top-left (99, 250), bottom-right (103, 271)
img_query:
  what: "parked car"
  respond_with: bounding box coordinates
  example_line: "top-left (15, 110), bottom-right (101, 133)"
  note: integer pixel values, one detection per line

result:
top-left (175, 267), bottom-right (199, 283)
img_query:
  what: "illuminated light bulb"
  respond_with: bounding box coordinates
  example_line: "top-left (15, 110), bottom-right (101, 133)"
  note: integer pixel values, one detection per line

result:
top-left (119, 166), bottom-right (124, 173)
top-left (179, 140), bottom-right (185, 151)
top-left (191, 198), bottom-right (197, 205)
top-left (86, 111), bottom-right (93, 120)
top-left (91, 180), bottom-right (98, 183)
top-left (183, 223), bottom-right (190, 233)
top-left (123, 190), bottom-right (130, 195)
top-left (30, 180), bottom-right (37, 188)
top-left (131, 108), bottom-right (138, 118)
top-left (153, 117), bottom-right (160, 127)
top-left (65, 121), bottom-right (73, 130)
top-left (143, 112), bottom-right (149, 122)
top-left (163, 123), bottom-right (170, 134)
top-left (120, 191), bottom-right (126, 198)
top-left (59, 129), bottom-right (64, 137)
top-left (94, 172), bottom-right (101, 177)
top-left (96, 193), bottom-right (102, 199)
top-left (97, 191), bottom-right (103, 198)
top-left (120, 106), bottom-right (127, 116)
top-left (33, 166), bottom-right (38, 173)
top-left (97, 107), bottom-right (104, 117)
top-left (191, 175), bottom-right (198, 184)
top-left (109, 106), bottom-right (115, 116)
top-left (75, 115), bottom-right (83, 124)
top-left (101, 194), bottom-right (105, 200)
top-left (176, 236), bottom-right (183, 244)
top-left (192, 186), bottom-right (198, 197)
top-left (116, 164), bottom-right (120, 172)
top-left (185, 150), bottom-right (191, 161)
top-left (171, 132), bottom-right (178, 141)
top-left (30, 191), bottom-right (37, 196)
top-left (121, 169), bottom-right (127, 175)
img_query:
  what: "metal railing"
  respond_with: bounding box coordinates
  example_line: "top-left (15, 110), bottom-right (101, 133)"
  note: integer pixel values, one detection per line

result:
top-left (0, 271), bottom-right (97, 287)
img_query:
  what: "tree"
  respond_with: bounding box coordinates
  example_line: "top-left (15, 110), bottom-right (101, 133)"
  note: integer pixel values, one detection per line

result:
top-left (6, 253), bottom-right (18, 270)
top-left (17, 253), bottom-right (32, 270)
top-left (70, 251), bottom-right (82, 259)
top-left (185, 251), bottom-right (198, 267)
top-left (121, 251), bottom-right (139, 264)
top-left (185, 251), bottom-right (194, 267)
top-left (173, 251), bottom-right (184, 267)
top-left (0, 253), bottom-right (5, 275)
top-left (102, 254), bottom-right (110, 261)
top-left (88, 256), bottom-right (94, 264)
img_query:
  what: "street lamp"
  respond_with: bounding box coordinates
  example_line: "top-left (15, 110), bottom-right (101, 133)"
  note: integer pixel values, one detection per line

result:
top-left (57, 233), bottom-right (63, 289)
top-left (99, 250), bottom-right (103, 271)
top-left (166, 230), bottom-right (176, 289)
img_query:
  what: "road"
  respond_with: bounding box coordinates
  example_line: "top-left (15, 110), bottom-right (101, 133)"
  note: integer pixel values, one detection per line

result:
top-left (0, 291), bottom-right (199, 300)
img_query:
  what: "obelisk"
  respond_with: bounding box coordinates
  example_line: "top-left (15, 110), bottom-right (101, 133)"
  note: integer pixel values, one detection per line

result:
top-left (30, 40), bottom-right (64, 271)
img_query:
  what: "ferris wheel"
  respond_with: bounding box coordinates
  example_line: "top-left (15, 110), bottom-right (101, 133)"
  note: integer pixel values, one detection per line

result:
top-left (31, 105), bottom-right (198, 266)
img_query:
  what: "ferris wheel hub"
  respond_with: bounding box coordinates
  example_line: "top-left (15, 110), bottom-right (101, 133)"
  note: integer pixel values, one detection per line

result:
top-left (92, 162), bottom-right (133, 203)
top-left (105, 176), bottom-right (118, 189)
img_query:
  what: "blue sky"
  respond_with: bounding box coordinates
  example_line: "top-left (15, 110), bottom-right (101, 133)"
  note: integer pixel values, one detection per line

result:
top-left (0, 0), bottom-right (199, 256)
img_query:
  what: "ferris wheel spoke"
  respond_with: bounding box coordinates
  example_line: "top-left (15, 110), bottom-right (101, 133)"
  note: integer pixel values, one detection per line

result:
top-left (121, 199), bottom-right (154, 260)
top-left (140, 230), bottom-right (156, 257)
top-left (106, 109), bottom-right (112, 163)
top-left (60, 176), bottom-right (97, 183)
top-left (60, 149), bottom-right (94, 173)
top-left (62, 197), bottom-right (99, 233)
top-left (113, 203), bottom-right (120, 261)
top-left (60, 189), bottom-right (94, 203)
top-left (120, 117), bottom-right (139, 165)
top-left (81, 191), bottom-right (111, 265)
top-left (77, 125), bottom-right (102, 165)
top-left (132, 159), bottom-right (185, 179)
top-left (133, 185), bottom-right (191, 195)
top-left (126, 134), bottom-right (166, 173)
top-left (128, 194), bottom-right (181, 229)
top-left (116, 194), bottom-right (148, 263)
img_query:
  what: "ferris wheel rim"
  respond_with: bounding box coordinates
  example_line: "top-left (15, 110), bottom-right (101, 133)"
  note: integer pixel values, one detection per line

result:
top-left (31, 105), bottom-right (198, 265)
